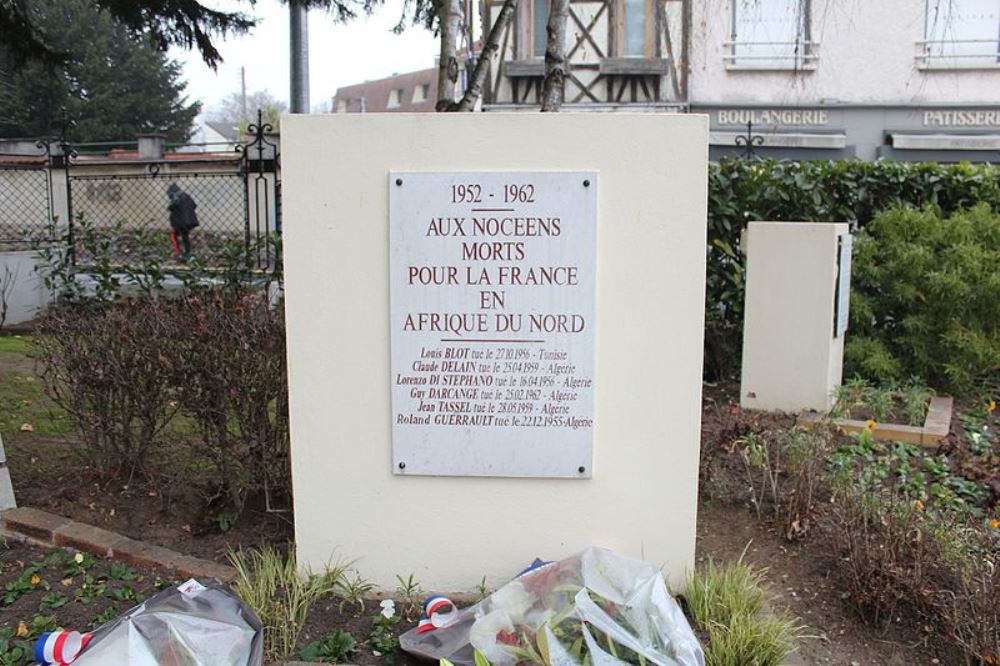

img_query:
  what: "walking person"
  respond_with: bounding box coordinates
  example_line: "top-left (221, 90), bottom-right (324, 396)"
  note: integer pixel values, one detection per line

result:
top-left (167, 183), bottom-right (199, 261)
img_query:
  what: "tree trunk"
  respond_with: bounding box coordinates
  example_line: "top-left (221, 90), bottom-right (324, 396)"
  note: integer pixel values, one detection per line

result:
top-left (436, 0), bottom-right (463, 111)
top-left (450, 0), bottom-right (519, 111)
top-left (540, 0), bottom-right (569, 111)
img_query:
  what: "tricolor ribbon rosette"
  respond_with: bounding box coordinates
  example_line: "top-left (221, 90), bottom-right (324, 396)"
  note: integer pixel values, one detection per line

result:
top-left (34, 631), bottom-right (91, 665)
top-left (416, 595), bottom-right (458, 633)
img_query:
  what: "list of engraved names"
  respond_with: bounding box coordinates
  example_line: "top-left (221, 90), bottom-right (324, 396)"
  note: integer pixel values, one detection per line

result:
top-left (388, 171), bottom-right (597, 478)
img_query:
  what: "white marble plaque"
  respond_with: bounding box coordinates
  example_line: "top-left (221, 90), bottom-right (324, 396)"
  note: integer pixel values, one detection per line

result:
top-left (389, 171), bottom-right (597, 478)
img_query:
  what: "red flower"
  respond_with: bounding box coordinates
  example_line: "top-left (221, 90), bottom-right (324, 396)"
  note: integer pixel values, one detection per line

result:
top-left (496, 630), bottom-right (519, 646)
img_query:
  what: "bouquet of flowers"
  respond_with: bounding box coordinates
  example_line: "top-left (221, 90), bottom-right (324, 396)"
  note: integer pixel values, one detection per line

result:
top-left (400, 548), bottom-right (703, 666)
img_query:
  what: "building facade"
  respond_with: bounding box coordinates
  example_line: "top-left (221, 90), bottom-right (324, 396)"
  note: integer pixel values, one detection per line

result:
top-left (333, 0), bottom-right (1000, 161)
top-left (690, 0), bottom-right (1000, 160)
top-left (332, 68), bottom-right (439, 114)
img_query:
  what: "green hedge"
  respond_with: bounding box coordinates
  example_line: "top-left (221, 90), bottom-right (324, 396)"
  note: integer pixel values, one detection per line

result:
top-left (705, 159), bottom-right (1000, 383)
top-left (849, 205), bottom-right (1000, 393)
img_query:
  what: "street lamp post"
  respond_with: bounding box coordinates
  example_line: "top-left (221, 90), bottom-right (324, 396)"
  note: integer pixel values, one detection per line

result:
top-left (290, 0), bottom-right (310, 113)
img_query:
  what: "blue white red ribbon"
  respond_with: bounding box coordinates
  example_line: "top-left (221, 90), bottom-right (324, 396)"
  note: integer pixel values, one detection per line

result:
top-left (34, 631), bottom-right (91, 665)
top-left (516, 558), bottom-right (552, 578)
top-left (416, 595), bottom-right (457, 633)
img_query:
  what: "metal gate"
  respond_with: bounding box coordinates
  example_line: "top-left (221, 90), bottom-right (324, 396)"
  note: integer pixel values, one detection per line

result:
top-left (0, 110), bottom-right (281, 274)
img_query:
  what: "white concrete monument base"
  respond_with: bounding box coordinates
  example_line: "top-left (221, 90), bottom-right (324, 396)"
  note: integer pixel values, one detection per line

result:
top-left (740, 221), bottom-right (851, 413)
top-left (281, 113), bottom-right (708, 592)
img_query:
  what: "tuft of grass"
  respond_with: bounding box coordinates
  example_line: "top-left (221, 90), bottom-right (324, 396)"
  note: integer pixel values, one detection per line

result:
top-left (703, 611), bottom-right (801, 666)
top-left (685, 556), bottom-right (767, 624)
top-left (684, 556), bottom-right (803, 666)
top-left (229, 546), bottom-right (347, 663)
top-left (832, 377), bottom-right (934, 427)
top-left (334, 571), bottom-right (375, 613)
top-left (899, 380), bottom-right (934, 426)
top-left (0, 370), bottom-right (72, 436)
top-left (0, 336), bottom-right (31, 354)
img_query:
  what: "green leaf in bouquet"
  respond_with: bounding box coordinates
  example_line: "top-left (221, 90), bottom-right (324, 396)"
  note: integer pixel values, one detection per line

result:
top-left (553, 583), bottom-right (583, 595)
top-left (535, 623), bottom-right (551, 665)
top-left (472, 650), bottom-right (491, 666)
top-left (548, 601), bottom-right (579, 628)
top-left (501, 645), bottom-right (535, 662)
top-left (569, 636), bottom-right (584, 660)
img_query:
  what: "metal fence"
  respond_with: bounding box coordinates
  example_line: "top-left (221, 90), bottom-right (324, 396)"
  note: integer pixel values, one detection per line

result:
top-left (0, 111), bottom-right (281, 274)
top-left (0, 142), bottom-right (58, 248)
top-left (68, 165), bottom-right (251, 267)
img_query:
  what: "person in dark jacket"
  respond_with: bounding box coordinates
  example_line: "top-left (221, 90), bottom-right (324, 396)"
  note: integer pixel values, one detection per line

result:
top-left (167, 183), bottom-right (199, 260)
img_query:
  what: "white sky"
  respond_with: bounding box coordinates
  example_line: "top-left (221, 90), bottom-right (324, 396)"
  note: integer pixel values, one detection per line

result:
top-left (170, 0), bottom-right (438, 115)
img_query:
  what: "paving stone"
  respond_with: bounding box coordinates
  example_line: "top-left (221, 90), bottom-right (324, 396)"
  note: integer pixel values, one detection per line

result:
top-left (1, 506), bottom-right (71, 542)
top-left (53, 521), bottom-right (128, 558)
top-left (172, 555), bottom-right (238, 583)
top-left (111, 537), bottom-right (187, 570)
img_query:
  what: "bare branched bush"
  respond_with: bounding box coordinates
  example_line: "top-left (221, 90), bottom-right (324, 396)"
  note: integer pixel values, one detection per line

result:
top-left (35, 288), bottom-right (291, 510)
top-left (826, 481), bottom-right (1000, 662)
top-left (35, 300), bottom-right (179, 480)
top-left (166, 286), bottom-right (289, 512)
top-left (737, 425), bottom-right (834, 539)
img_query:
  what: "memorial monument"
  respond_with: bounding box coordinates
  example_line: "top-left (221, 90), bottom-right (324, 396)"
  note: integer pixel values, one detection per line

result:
top-left (282, 113), bottom-right (708, 591)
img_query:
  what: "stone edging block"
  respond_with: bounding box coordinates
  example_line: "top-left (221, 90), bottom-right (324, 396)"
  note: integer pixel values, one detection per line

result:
top-left (1, 506), bottom-right (236, 583)
top-left (797, 395), bottom-right (953, 446)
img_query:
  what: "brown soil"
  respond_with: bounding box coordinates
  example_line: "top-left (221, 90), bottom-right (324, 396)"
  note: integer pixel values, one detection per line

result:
top-left (2, 342), bottom-right (992, 663)
top-left (5, 435), bottom-right (292, 563)
top-left (697, 383), bottom-right (953, 665)
top-left (696, 503), bottom-right (944, 664)
top-left (297, 598), bottom-right (425, 665)
top-left (0, 539), bottom-right (178, 633)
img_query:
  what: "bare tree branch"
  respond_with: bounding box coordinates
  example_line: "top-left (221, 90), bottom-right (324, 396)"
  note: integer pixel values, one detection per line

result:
top-left (449, 0), bottom-right (519, 111)
top-left (540, 0), bottom-right (569, 111)
top-left (436, 0), bottom-right (462, 110)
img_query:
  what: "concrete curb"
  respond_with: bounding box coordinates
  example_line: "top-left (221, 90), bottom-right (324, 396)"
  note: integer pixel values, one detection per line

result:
top-left (0, 506), bottom-right (236, 583)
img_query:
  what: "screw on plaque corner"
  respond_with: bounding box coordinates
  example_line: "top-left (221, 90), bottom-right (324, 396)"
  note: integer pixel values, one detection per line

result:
top-left (582, 179), bottom-right (590, 187)
top-left (395, 178), bottom-right (403, 186)
top-left (578, 466), bottom-right (586, 474)
top-left (398, 461), bottom-right (406, 470)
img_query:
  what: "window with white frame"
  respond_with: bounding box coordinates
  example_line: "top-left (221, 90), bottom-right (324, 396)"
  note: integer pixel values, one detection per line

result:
top-left (412, 83), bottom-right (429, 103)
top-left (336, 98), bottom-right (348, 112)
top-left (728, 0), bottom-right (814, 69)
top-left (387, 88), bottom-right (402, 108)
top-left (921, 0), bottom-right (1000, 68)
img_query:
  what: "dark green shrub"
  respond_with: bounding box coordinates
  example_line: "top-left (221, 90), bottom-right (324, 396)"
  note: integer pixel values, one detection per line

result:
top-left (847, 205), bottom-right (1000, 393)
top-left (706, 159), bottom-right (1000, 380)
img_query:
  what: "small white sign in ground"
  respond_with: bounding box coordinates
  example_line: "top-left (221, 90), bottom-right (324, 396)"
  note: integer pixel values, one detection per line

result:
top-left (389, 172), bottom-right (597, 478)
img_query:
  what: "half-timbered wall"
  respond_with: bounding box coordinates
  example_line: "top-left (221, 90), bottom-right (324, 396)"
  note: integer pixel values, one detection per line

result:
top-left (484, 0), bottom-right (688, 108)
